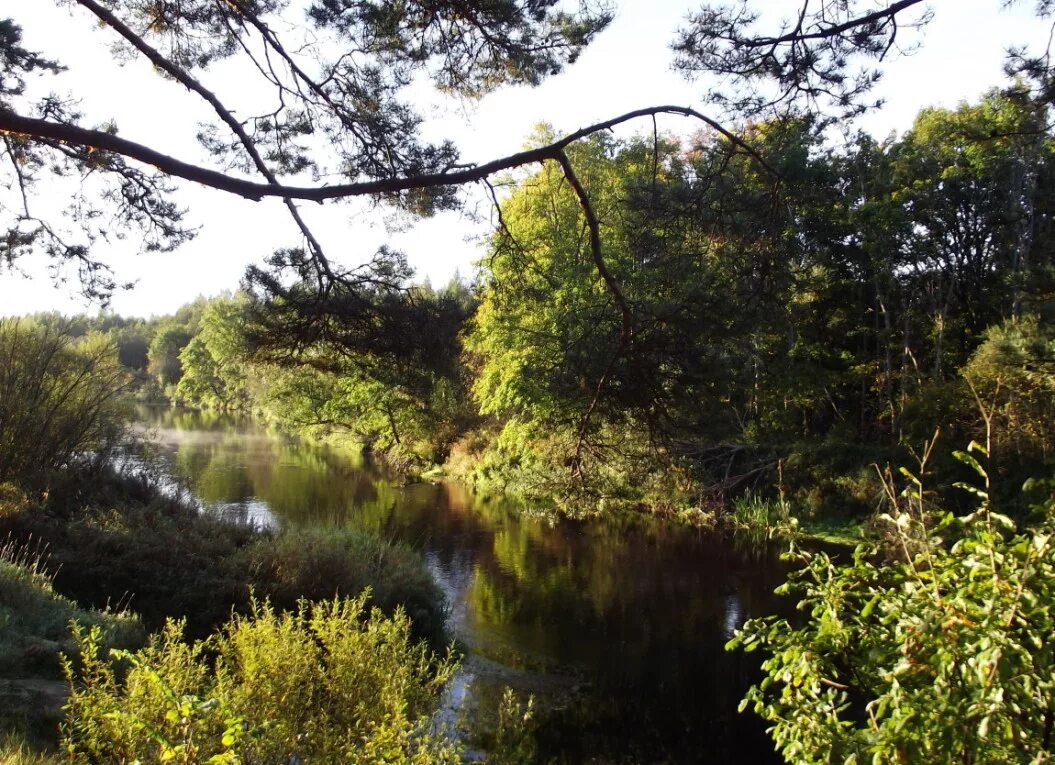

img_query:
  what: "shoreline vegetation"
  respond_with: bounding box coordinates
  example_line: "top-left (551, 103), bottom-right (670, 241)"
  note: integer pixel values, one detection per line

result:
top-left (0, 461), bottom-right (459, 756)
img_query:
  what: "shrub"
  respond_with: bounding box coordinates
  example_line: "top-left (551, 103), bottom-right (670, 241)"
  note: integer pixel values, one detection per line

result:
top-left (0, 320), bottom-right (131, 484)
top-left (62, 595), bottom-right (461, 764)
top-left (240, 526), bottom-right (449, 646)
top-left (729, 444), bottom-right (1055, 763)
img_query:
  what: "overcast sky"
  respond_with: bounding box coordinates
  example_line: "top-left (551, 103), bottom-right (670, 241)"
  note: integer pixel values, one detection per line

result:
top-left (0, 0), bottom-right (1048, 317)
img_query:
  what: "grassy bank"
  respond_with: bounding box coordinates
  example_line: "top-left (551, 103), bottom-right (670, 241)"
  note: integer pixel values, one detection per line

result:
top-left (0, 540), bottom-right (142, 748)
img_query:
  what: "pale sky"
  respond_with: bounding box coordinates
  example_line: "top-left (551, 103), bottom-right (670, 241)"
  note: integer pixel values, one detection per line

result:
top-left (0, 0), bottom-right (1048, 317)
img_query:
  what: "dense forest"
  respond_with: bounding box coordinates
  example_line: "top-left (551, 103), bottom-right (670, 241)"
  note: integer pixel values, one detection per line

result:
top-left (3, 0), bottom-right (1055, 762)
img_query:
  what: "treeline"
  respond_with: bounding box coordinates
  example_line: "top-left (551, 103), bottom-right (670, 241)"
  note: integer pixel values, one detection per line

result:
top-left (42, 85), bottom-right (1055, 524)
top-left (464, 90), bottom-right (1055, 518)
top-left (28, 277), bottom-right (478, 471)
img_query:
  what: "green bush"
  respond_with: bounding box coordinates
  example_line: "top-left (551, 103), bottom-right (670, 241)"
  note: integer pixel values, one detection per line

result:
top-left (62, 595), bottom-right (461, 764)
top-left (0, 320), bottom-right (131, 484)
top-left (240, 526), bottom-right (448, 647)
top-left (729, 444), bottom-right (1055, 763)
top-left (964, 315), bottom-right (1055, 457)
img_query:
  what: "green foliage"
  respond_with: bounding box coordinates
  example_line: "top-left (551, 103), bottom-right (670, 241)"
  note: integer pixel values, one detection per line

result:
top-left (459, 89), bottom-right (1055, 521)
top-left (62, 594), bottom-right (461, 764)
top-left (0, 320), bottom-right (131, 484)
top-left (964, 315), bottom-right (1055, 457)
top-left (148, 323), bottom-right (194, 390)
top-left (729, 446), bottom-right (1055, 763)
top-left (727, 494), bottom-right (793, 539)
top-left (175, 298), bottom-right (252, 412)
top-left (482, 689), bottom-right (538, 765)
top-left (240, 526), bottom-right (449, 647)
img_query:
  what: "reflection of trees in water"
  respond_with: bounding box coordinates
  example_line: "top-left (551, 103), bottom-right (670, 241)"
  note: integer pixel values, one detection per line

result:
top-left (137, 411), bottom-right (787, 760)
top-left (156, 417), bottom-right (385, 521)
top-left (459, 509), bottom-right (789, 759)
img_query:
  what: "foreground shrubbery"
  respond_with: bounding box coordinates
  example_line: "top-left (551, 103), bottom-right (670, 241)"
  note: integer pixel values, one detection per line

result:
top-left (63, 595), bottom-right (460, 764)
top-left (242, 526), bottom-right (448, 646)
top-left (730, 444), bottom-right (1055, 763)
top-left (0, 469), bottom-right (453, 749)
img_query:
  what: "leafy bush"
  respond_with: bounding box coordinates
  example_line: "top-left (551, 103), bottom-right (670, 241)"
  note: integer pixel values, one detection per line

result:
top-left (729, 444), bottom-right (1055, 763)
top-left (0, 320), bottom-right (131, 484)
top-left (62, 595), bottom-right (461, 764)
top-left (238, 527), bottom-right (449, 646)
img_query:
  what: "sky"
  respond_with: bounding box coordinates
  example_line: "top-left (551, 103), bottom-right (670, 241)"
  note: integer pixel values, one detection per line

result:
top-left (0, 0), bottom-right (1049, 317)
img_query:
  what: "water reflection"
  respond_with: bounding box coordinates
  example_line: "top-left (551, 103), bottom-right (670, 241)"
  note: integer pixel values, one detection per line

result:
top-left (134, 406), bottom-right (786, 763)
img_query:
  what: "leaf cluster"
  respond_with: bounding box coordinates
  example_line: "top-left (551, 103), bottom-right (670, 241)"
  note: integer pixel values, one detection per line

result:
top-left (730, 448), bottom-right (1055, 763)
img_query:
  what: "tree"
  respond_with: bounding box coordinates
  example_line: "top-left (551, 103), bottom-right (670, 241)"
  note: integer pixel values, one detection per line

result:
top-left (148, 322), bottom-right (194, 389)
top-left (673, 0), bottom-right (1055, 121)
top-left (3, 2), bottom-right (1053, 306)
top-left (889, 90), bottom-right (1050, 373)
top-left (5, 0), bottom-right (1055, 450)
top-left (1, 2), bottom-right (752, 301)
top-left (176, 298), bottom-right (253, 411)
top-left (468, 122), bottom-right (825, 486)
top-left (0, 319), bottom-right (131, 483)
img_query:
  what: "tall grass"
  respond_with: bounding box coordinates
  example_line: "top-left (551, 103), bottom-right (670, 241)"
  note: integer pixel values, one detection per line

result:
top-left (0, 534), bottom-right (142, 749)
top-left (726, 494), bottom-right (792, 539)
top-left (0, 536), bottom-right (142, 677)
top-left (0, 737), bottom-right (62, 765)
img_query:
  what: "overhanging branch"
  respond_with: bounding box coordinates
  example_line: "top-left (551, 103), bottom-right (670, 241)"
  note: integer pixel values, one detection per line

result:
top-left (0, 105), bottom-right (777, 203)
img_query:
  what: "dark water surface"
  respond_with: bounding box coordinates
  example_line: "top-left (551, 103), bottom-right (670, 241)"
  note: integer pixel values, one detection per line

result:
top-left (133, 407), bottom-right (787, 764)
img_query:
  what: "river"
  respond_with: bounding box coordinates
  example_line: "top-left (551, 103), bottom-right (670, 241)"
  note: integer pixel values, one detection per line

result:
top-left (132, 406), bottom-right (788, 763)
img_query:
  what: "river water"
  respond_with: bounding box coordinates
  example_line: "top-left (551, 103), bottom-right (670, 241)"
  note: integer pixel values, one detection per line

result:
top-left (133, 407), bottom-right (788, 763)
